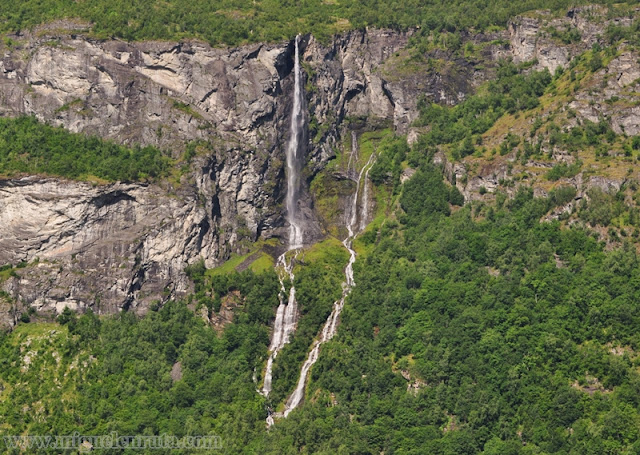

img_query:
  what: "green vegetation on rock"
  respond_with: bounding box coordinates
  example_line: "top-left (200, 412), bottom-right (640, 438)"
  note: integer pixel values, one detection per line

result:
top-left (0, 116), bottom-right (171, 182)
top-left (414, 61), bottom-right (553, 160)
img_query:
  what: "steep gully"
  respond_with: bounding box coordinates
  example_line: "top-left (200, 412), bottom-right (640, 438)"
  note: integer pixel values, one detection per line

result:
top-left (260, 37), bottom-right (376, 424)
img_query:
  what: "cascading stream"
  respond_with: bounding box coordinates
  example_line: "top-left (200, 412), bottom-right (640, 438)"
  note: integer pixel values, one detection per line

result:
top-left (262, 36), bottom-right (376, 424)
top-left (282, 142), bottom-right (376, 417)
top-left (262, 251), bottom-right (298, 399)
top-left (262, 35), bottom-right (306, 427)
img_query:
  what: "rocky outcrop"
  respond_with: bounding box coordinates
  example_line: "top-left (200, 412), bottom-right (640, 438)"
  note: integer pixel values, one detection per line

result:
top-left (304, 30), bottom-right (410, 138)
top-left (509, 14), bottom-right (570, 73)
top-left (507, 7), bottom-right (613, 74)
top-left (507, 6), bottom-right (632, 73)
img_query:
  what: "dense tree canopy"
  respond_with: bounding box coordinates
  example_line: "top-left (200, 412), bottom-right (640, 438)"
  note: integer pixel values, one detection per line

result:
top-left (0, 0), bottom-right (628, 46)
top-left (3, 158), bottom-right (640, 453)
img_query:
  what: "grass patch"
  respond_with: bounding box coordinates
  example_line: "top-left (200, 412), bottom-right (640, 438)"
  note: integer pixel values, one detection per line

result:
top-left (8, 322), bottom-right (62, 343)
top-left (249, 253), bottom-right (275, 273)
top-left (171, 99), bottom-right (203, 120)
top-left (294, 236), bottom-right (349, 275)
top-left (207, 238), bottom-right (279, 277)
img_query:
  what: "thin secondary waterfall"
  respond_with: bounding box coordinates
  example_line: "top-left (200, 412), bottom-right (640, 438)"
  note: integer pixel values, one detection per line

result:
top-left (346, 131), bottom-right (358, 178)
top-left (282, 139), bottom-right (376, 417)
top-left (360, 156), bottom-right (373, 232)
top-left (262, 35), bottom-right (306, 426)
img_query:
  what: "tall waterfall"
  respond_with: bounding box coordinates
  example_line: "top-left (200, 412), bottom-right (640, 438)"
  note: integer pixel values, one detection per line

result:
top-left (262, 36), bottom-right (306, 426)
top-left (286, 34), bottom-right (305, 249)
top-left (282, 136), bottom-right (376, 417)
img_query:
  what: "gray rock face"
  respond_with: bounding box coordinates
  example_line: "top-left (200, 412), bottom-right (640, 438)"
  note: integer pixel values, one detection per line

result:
top-left (304, 30), bottom-right (409, 135)
top-left (0, 28), bottom-right (426, 322)
top-left (3, 9), bottom-right (632, 323)
top-left (0, 177), bottom-right (216, 317)
top-left (508, 6), bottom-right (632, 74)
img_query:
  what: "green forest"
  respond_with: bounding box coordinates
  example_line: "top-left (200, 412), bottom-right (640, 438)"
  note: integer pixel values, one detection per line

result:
top-left (0, 0), bottom-right (631, 46)
top-left (0, 116), bottom-right (171, 182)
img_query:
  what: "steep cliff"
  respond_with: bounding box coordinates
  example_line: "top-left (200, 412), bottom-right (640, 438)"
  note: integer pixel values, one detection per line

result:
top-left (0, 26), bottom-right (430, 325)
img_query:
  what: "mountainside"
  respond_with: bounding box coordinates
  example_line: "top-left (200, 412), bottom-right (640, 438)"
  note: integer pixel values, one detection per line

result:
top-left (0, 27), bottom-right (417, 323)
top-left (3, 4), bottom-right (640, 454)
top-left (3, 6), bottom-right (640, 323)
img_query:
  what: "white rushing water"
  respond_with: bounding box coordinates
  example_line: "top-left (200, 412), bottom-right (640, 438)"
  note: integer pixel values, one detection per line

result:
top-left (285, 34), bottom-right (305, 250)
top-left (282, 142), bottom-right (376, 417)
top-left (262, 36), bottom-right (306, 426)
top-left (262, 251), bottom-right (298, 398)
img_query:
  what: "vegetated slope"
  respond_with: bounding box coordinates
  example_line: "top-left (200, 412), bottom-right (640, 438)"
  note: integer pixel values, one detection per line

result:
top-left (274, 165), bottom-right (640, 454)
top-left (3, 162), bottom-right (640, 453)
top-left (0, 0), bottom-right (626, 46)
top-left (403, 9), bottom-right (640, 248)
top-left (0, 116), bottom-right (171, 182)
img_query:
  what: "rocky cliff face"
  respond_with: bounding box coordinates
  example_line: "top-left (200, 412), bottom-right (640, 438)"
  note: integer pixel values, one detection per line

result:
top-left (508, 6), bottom-right (631, 73)
top-left (0, 26), bottom-right (427, 326)
top-left (0, 178), bottom-right (215, 317)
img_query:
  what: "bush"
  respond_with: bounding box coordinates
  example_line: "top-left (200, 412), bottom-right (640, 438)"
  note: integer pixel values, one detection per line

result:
top-left (546, 161), bottom-right (582, 181)
top-left (549, 185), bottom-right (577, 207)
top-left (57, 306), bottom-right (76, 325)
top-left (449, 186), bottom-right (465, 206)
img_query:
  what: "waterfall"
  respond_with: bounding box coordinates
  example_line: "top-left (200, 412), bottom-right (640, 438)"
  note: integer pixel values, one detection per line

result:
top-left (359, 155), bottom-right (374, 231)
top-left (286, 34), bottom-right (305, 249)
top-left (262, 251), bottom-right (298, 398)
top-left (282, 136), bottom-right (376, 417)
top-left (262, 42), bottom-right (376, 423)
top-left (262, 36), bottom-right (306, 426)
